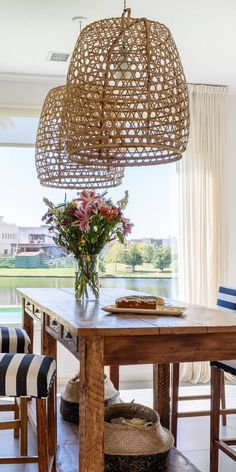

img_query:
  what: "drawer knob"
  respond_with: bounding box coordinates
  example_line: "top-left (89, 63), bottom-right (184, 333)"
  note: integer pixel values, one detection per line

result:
top-left (65, 331), bottom-right (72, 339)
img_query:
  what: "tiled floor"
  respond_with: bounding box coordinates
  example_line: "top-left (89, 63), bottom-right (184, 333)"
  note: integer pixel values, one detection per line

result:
top-left (1, 385), bottom-right (236, 471)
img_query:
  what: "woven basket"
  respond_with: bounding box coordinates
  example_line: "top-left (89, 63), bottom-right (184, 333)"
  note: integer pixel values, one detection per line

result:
top-left (35, 85), bottom-right (124, 189)
top-left (60, 373), bottom-right (120, 424)
top-left (65, 9), bottom-right (189, 167)
top-left (104, 402), bottom-right (174, 472)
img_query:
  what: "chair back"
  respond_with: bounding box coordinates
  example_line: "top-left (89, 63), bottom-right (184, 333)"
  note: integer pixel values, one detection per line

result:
top-left (217, 286), bottom-right (236, 311)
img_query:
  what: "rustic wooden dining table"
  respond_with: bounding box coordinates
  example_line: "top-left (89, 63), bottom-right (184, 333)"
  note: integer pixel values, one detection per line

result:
top-left (16, 286), bottom-right (236, 472)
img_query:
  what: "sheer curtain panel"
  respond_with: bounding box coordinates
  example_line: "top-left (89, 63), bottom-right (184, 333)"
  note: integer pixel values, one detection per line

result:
top-left (177, 84), bottom-right (228, 383)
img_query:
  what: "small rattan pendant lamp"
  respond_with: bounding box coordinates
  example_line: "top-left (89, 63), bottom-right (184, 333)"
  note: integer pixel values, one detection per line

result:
top-left (35, 85), bottom-right (124, 189)
top-left (65, 7), bottom-right (190, 167)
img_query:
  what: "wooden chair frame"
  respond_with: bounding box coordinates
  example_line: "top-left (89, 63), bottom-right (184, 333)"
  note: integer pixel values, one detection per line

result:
top-left (210, 365), bottom-right (236, 472)
top-left (170, 363), bottom-right (233, 445)
top-left (0, 381), bottom-right (56, 472)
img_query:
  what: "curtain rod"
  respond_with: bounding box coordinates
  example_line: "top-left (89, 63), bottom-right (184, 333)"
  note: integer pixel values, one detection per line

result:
top-left (188, 82), bottom-right (227, 88)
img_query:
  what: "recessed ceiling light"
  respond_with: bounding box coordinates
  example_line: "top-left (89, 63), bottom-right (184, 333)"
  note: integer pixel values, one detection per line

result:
top-left (46, 51), bottom-right (70, 62)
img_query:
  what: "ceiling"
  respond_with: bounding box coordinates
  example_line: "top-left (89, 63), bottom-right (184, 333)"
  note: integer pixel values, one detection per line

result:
top-left (0, 0), bottom-right (236, 108)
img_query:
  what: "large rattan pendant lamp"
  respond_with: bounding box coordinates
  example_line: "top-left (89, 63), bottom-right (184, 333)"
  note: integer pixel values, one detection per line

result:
top-left (35, 85), bottom-right (124, 189)
top-left (65, 6), bottom-right (190, 167)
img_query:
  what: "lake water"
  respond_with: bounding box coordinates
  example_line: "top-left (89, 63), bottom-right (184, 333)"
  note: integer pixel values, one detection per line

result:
top-left (0, 276), bottom-right (178, 306)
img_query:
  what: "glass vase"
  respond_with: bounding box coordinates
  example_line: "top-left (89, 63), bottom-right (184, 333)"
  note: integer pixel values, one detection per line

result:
top-left (74, 254), bottom-right (99, 301)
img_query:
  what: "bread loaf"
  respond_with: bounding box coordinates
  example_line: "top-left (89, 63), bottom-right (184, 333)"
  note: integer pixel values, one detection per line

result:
top-left (115, 295), bottom-right (165, 309)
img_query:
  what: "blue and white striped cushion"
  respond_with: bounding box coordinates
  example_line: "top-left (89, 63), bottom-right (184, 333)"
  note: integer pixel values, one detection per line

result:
top-left (0, 327), bottom-right (30, 353)
top-left (217, 286), bottom-right (236, 311)
top-left (212, 286), bottom-right (236, 374)
top-left (0, 354), bottom-right (56, 398)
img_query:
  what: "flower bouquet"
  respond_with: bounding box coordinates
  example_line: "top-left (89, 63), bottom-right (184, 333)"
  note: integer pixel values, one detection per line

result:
top-left (43, 190), bottom-right (133, 300)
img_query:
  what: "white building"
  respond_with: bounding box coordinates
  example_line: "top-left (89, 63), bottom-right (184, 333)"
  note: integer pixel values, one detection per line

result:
top-left (18, 225), bottom-right (53, 245)
top-left (0, 216), bottom-right (19, 256)
top-left (15, 225), bottom-right (64, 259)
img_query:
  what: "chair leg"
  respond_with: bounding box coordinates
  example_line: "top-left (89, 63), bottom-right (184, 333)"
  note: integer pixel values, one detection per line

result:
top-left (210, 366), bottom-right (221, 472)
top-left (220, 370), bottom-right (227, 426)
top-left (20, 397), bottom-right (28, 456)
top-left (36, 398), bottom-right (49, 472)
top-left (14, 398), bottom-right (20, 438)
top-left (171, 363), bottom-right (180, 446)
top-left (109, 365), bottom-right (119, 390)
top-left (47, 381), bottom-right (56, 460)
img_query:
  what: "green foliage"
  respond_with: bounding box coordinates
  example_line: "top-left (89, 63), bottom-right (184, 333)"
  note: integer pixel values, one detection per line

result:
top-left (140, 244), bottom-right (155, 263)
top-left (170, 249), bottom-right (178, 273)
top-left (98, 258), bottom-right (106, 274)
top-left (125, 245), bottom-right (143, 272)
top-left (154, 246), bottom-right (171, 272)
top-left (104, 243), bottom-right (126, 264)
top-left (0, 257), bottom-right (15, 268)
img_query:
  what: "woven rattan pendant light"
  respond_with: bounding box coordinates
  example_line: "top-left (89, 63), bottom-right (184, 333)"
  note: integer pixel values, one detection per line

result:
top-left (65, 8), bottom-right (190, 167)
top-left (35, 86), bottom-right (124, 189)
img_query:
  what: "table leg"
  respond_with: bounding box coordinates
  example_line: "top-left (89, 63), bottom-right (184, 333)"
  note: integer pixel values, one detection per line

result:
top-left (41, 313), bottom-right (57, 358)
top-left (153, 363), bottom-right (170, 429)
top-left (79, 336), bottom-right (104, 472)
top-left (22, 299), bottom-right (34, 353)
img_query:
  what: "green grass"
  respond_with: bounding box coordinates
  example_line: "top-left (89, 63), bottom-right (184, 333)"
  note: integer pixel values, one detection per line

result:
top-left (103, 263), bottom-right (176, 278)
top-left (0, 263), bottom-right (176, 278)
top-left (0, 268), bottom-right (75, 277)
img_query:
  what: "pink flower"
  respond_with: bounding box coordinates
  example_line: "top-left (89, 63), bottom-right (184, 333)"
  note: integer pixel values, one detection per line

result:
top-left (122, 218), bottom-right (133, 235)
top-left (78, 219), bottom-right (90, 232)
top-left (73, 209), bottom-right (91, 233)
top-left (74, 208), bottom-right (91, 220)
top-left (77, 190), bottom-right (104, 210)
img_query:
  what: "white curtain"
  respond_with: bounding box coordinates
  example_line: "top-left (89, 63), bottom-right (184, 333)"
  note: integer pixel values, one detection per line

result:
top-left (177, 84), bottom-right (228, 383)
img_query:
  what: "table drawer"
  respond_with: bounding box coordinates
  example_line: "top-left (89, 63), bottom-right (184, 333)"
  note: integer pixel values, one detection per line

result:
top-left (25, 300), bottom-right (34, 315)
top-left (47, 317), bottom-right (62, 338)
top-left (62, 328), bottom-right (79, 353)
top-left (33, 306), bottom-right (42, 321)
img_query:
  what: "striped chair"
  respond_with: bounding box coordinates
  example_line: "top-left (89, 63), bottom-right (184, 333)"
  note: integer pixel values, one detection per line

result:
top-left (210, 287), bottom-right (236, 472)
top-left (0, 353), bottom-right (56, 471)
top-left (0, 327), bottom-right (31, 354)
top-left (171, 286), bottom-right (236, 445)
top-left (0, 326), bottom-right (31, 438)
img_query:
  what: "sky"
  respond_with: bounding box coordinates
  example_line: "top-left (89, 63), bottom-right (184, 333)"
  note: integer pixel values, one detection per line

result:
top-left (0, 146), bottom-right (178, 239)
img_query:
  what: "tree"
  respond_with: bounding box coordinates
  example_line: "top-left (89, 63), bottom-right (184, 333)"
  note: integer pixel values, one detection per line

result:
top-left (98, 258), bottom-right (106, 274)
top-left (104, 243), bottom-right (126, 271)
top-left (140, 244), bottom-right (155, 263)
top-left (125, 245), bottom-right (143, 272)
top-left (154, 246), bottom-right (171, 272)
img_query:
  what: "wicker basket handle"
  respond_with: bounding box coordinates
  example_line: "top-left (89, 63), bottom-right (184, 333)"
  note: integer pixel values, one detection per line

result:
top-left (122, 8), bottom-right (131, 18)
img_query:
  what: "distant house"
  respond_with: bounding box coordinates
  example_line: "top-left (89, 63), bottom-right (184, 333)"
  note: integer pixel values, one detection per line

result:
top-left (12, 225), bottom-right (64, 259)
top-left (0, 216), bottom-right (19, 256)
top-left (127, 237), bottom-right (178, 249)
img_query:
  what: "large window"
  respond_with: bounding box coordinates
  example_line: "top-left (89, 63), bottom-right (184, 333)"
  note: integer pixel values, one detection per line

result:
top-left (0, 113), bottom-right (179, 309)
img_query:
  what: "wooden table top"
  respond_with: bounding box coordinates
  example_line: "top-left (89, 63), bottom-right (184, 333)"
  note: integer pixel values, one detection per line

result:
top-left (16, 287), bottom-right (236, 337)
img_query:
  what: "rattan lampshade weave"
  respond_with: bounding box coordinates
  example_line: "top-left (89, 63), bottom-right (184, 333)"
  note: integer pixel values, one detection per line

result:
top-left (35, 86), bottom-right (124, 189)
top-left (65, 9), bottom-right (190, 167)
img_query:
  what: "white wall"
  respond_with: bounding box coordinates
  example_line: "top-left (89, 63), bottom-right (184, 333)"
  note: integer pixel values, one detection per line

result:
top-left (0, 218), bottom-right (18, 255)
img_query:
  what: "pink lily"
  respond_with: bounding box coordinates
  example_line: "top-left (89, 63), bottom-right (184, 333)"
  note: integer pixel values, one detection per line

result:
top-left (78, 190), bottom-right (104, 209)
top-left (78, 219), bottom-right (90, 232)
top-left (74, 208), bottom-right (92, 220)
